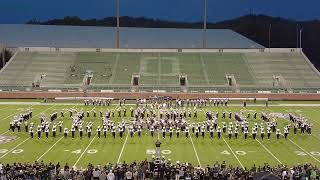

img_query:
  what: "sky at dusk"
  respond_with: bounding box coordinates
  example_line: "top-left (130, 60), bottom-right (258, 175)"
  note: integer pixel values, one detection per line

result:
top-left (0, 0), bottom-right (319, 23)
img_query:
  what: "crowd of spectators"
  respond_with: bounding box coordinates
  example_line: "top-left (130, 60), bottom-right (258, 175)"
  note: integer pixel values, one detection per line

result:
top-left (0, 159), bottom-right (319, 180)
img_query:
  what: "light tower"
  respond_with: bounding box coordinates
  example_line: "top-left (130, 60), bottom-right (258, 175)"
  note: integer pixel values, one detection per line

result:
top-left (203, 0), bottom-right (208, 48)
top-left (116, 0), bottom-right (120, 49)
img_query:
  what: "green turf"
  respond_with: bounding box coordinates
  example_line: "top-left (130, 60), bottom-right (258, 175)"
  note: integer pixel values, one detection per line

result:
top-left (0, 103), bottom-right (319, 169)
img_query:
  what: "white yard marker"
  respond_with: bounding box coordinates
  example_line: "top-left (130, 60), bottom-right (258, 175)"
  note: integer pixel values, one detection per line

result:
top-left (117, 132), bottom-right (129, 164)
top-left (0, 130), bottom-right (9, 136)
top-left (0, 106), bottom-right (10, 111)
top-left (312, 134), bottom-right (320, 141)
top-left (256, 139), bottom-right (283, 164)
top-left (288, 138), bottom-right (320, 163)
top-left (0, 137), bottom-right (29, 159)
top-left (73, 134), bottom-right (97, 167)
top-left (0, 113), bottom-right (17, 122)
top-left (189, 135), bottom-right (202, 167)
top-left (37, 136), bottom-right (64, 161)
top-left (222, 137), bottom-right (244, 169)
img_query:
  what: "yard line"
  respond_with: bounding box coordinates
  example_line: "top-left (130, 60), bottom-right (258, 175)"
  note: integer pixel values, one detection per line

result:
top-left (288, 138), bottom-right (320, 163)
top-left (37, 136), bottom-right (64, 161)
top-left (255, 139), bottom-right (283, 165)
top-left (312, 134), bottom-right (320, 141)
top-left (73, 134), bottom-right (97, 167)
top-left (0, 113), bottom-right (17, 122)
top-left (0, 106), bottom-right (10, 111)
top-left (0, 137), bottom-right (30, 159)
top-left (117, 132), bottom-right (129, 164)
top-left (189, 135), bottom-right (202, 167)
top-left (0, 130), bottom-right (9, 136)
top-left (222, 137), bottom-right (244, 169)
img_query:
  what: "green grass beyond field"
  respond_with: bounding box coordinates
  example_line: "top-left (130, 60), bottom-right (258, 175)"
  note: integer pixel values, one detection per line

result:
top-left (0, 102), bottom-right (319, 170)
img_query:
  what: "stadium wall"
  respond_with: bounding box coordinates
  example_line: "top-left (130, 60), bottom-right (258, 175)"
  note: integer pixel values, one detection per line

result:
top-left (0, 92), bottom-right (320, 101)
top-left (18, 47), bottom-right (301, 53)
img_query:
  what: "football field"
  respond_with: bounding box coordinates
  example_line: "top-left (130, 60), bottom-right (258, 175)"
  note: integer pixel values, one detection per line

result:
top-left (0, 102), bottom-right (320, 169)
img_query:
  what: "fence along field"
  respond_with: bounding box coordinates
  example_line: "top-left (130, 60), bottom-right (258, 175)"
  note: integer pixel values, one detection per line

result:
top-left (0, 103), bottom-right (319, 169)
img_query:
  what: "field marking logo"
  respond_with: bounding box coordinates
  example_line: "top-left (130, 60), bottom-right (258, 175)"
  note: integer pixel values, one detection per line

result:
top-left (146, 149), bottom-right (171, 155)
top-left (0, 136), bottom-right (18, 144)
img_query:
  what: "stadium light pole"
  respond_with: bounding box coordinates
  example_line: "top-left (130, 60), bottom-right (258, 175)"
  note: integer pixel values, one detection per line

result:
top-left (116, 0), bottom-right (120, 49)
top-left (268, 24), bottom-right (271, 52)
top-left (202, 0), bottom-right (208, 49)
top-left (299, 29), bottom-right (302, 53)
top-left (296, 24), bottom-right (299, 51)
top-left (1, 43), bottom-right (4, 67)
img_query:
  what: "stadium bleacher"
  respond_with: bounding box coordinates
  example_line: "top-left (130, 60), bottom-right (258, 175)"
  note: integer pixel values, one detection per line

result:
top-left (0, 51), bottom-right (319, 92)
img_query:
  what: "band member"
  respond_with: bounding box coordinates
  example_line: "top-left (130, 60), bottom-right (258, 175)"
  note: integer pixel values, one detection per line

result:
top-left (284, 127), bottom-right (289, 139)
top-left (252, 128), bottom-right (257, 140)
top-left (71, 126), bottom-right (76, 139)
top-left (217, 127), bottom-right (221, 139)
top-left (64, 128), bottom-right (68, 138)
top-left (191, 123), bottom-right (195, 133)
top-left (307, 124), bottom-right (312, 134)
top-left (17, 121), bottom-right (21, 132)
top-left (9, 121), bottom-right (15, 132)
top-left (130, 127), bottom-right (134, 138)
top-left (185, 126), bottom-right (189, 138)
top-left (112, 127), bottom-right (116, 139)
top-left (210, 127), bottom-right (214, 139)
top-left (150, 126), bottom-right (154, 137)
top-left (261, 127), bottom-right (265, 140)
top-left (169, 127), bottom-right (173, 139)
top-left (162, 127), bottom-right (166, 138)
top-left (52, 125), bottom-right (57, 138)
top-left (244, 128), bottom-right (248, 139)
top-left (228, 128), bottom-right (232, 139)
top-left (267, 127), bottom-right (271, 139)
top-left (79, 126), bottom-right (83, 139)
top-left (119, 127), bottom-right (123, 138)
top-left (45, 126), bottom-right (49, 138)
top-left (234, 128), bottom-right (239, 139)
top-left (123, 109), bottom-right (126, 117)
top-left (276, 129), bottom-right (281, 139)
top-left (59, 121), bottom-right (63, 133)
top-left (138, 128), bottom-right (142, 138)
top-left (201, 126), bottom-right (205, 139)
top-left (87, 127), bottom-right (92, 138)
top-left (222, 122), bottom-right (227, 133)
top-left (24, 121), bottom-right (28, 132)
top-left (30, 127), bottom-right (34, 138)
top-left (37, 126), bottom-right (41, 138)
top-left (176, 127), bottom-right (180, 138)
top-left (103, 126), bottom-right (107, 138)
top-left (195, 128), bottom-right (199, 139)
top-left (294, 124), bottom-right (298, 134)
